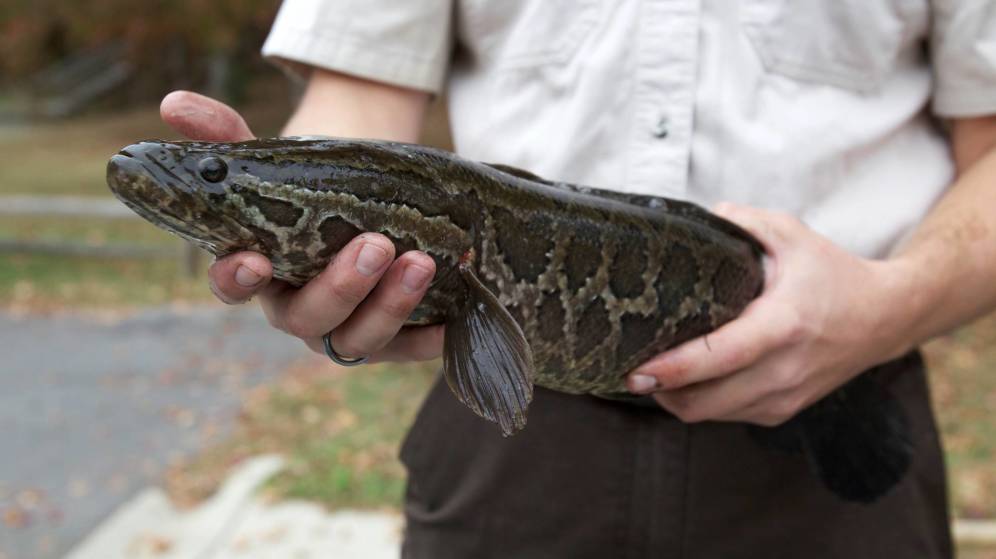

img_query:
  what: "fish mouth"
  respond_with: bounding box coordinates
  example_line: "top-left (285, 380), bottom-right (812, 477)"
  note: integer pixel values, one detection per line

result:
top-left (110, 142), bottom-right (195, 195)
top-left (108, 144), bottom-right (184, 199)
top-left (106, 151), bottom-right (179, 221)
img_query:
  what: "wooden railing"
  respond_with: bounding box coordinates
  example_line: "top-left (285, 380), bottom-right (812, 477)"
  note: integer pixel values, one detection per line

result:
top-left (0, 195), bottom-right (203, 277)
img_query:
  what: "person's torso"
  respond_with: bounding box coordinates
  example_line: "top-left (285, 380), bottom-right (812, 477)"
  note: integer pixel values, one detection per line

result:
top-left (446, 0), bottom-right (952, 257)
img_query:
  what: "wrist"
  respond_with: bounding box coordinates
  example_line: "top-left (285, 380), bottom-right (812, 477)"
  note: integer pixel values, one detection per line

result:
top-left (865, 255), bottom-right (934, 360)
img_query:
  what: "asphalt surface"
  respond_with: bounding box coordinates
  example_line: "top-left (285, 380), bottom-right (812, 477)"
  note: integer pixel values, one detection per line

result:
top-left (0, 306), bottom-right (306, 559)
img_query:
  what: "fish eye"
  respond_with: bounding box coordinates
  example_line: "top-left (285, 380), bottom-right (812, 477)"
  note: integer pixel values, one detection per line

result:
top-left (198, 157), bottom-right (228, 183)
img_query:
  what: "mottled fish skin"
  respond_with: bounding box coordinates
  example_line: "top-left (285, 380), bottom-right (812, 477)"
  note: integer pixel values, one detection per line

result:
top-left (106, 137), bottom-right (764, 395)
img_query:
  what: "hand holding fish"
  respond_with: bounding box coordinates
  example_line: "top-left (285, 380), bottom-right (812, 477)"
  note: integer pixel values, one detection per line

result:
top-left (627, 203), bottom-right (913, 426)
top-left (159, 90), bottom-right (444, 363)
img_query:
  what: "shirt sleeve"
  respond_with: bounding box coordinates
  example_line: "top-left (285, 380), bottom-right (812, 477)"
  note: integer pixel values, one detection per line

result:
top-left (261, 0), bottom-right (454, 94)
top-left (930, 0), bottom-right (996, 117)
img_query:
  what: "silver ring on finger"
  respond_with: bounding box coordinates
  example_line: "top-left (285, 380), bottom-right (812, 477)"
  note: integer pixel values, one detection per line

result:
top-left (322, 331), bottom-right (369, 367)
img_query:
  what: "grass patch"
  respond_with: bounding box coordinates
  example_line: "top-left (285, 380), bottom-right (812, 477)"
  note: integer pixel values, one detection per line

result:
top-left (0, 215), bottom-right (178, 245)
top-left (924, 312), bottom-right (996, 520)
top-left (165, 358), bottom-right (437, 510)
top-left (0, 252), bottom-right (212, 311)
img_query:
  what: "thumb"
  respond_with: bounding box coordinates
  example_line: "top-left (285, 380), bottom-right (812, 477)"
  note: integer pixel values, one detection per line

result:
top-left (160, 90), bottom-right (255, 142)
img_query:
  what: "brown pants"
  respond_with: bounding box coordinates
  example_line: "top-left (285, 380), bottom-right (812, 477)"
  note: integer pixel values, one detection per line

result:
top-left (400, 353), bottom-right (952, 558)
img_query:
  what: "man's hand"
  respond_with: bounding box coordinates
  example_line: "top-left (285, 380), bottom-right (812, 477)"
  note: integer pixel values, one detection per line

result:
top-left (626, 203), bottom-right (911, 426)
top-left (627, 116), bottom-right (996, 426)
top-left (160, 90), bottom-right (444, 362)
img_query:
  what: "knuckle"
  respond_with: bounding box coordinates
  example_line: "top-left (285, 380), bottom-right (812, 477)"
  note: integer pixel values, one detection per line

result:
top-left (778, 307), bottom-right (807, 344)
top-left (328, 275), bottom-right (368, 307)
top-left (771, 366), bottom-right (804, 390)
top-left (657, 367), bottom-right (688, 390)
top-left (773, 211), bottom-right (803, 230)
top-left (379, 297), bottom-right (416, 322)
top-left (331, 336), bottom-right (371, 359)
top-left (282, 313), bottom-right (319, 339)
top-left (721, 346), bottom-right (753, 372)
top-left (654, 354), bottom-right (694, 389)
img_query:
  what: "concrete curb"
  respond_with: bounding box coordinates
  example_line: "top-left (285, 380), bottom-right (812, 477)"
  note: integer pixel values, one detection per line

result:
top-left (66, 455), bottom-right (285, 559)
top-left (65, 455), bottom-right (402, 559)
top-left (955, 519), bottom-right (996, 547)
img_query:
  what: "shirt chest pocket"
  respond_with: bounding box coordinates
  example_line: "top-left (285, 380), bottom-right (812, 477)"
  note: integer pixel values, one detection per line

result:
top-left (457, 0), bottom-right (599, 70)
top-left (741, 0), bottom-right (927, 92)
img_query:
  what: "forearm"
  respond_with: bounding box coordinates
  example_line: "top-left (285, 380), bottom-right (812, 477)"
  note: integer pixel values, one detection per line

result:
top-left (885, 116), bottom-right (996, 351)
top-left (281, 68), bottom-right (430, 142)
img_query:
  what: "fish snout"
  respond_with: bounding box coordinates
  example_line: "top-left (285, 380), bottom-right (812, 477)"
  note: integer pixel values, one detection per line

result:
top-left (116, 141), bottom-right (178, 168)
top-left (106, 151), bottom-right (147, 192)
top-left (107, 141), bottom-right (194, 197)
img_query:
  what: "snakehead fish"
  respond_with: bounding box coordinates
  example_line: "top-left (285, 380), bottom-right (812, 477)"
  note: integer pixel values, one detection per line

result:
top-left (106, 137), bottom-right (912, 503)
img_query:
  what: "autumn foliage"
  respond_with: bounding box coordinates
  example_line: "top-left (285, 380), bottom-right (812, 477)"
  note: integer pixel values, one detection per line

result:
top-left (0, 0), bottom-right (280, 100)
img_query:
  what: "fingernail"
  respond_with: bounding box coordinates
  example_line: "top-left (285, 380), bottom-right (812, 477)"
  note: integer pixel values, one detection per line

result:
top-left (235, 265), bottom-right (262, 287)
top-left (629, 374), bottom-right (658, 393)
top-left (401, 264), bottom-right (433, 293)
top-left (355, 243), bottom-right (389, 276)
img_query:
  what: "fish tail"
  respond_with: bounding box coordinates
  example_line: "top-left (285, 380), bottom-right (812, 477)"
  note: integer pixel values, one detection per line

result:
top-left (749, 373), bottom-right (913, 503)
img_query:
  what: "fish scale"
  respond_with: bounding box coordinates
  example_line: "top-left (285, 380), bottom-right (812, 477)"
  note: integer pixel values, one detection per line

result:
top-left (107, 137), bottom-right (914, 503)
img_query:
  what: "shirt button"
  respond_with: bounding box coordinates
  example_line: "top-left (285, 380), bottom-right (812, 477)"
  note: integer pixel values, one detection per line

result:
top-left (653, 115), bottom-right (669, 139)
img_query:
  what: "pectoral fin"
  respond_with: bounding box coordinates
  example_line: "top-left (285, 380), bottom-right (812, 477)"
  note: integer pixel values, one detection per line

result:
top-left (443, 264), bottom-right (534, 436)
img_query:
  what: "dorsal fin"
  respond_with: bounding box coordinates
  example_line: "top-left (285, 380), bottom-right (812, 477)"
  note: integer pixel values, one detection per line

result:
top-left (485, 162), bottom-right (673, 209)
top-left (484, 162), bottom-right (551, 184)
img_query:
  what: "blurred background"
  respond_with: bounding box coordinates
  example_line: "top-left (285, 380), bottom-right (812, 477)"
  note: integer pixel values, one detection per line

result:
top-left (0, 2), bottom-right (993, 558)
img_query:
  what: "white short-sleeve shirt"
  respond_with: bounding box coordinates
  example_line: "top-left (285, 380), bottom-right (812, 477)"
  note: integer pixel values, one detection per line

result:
top-left (262, 0), bottom-right (996, 257)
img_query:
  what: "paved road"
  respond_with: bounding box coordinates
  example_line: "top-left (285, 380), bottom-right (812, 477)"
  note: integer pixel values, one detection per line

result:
top-left (0, 306), bottom-right (305, 559)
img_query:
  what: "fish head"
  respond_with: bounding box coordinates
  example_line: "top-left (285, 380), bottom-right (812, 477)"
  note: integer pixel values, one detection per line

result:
top-left (106, 139), bottom-right (313, 257)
